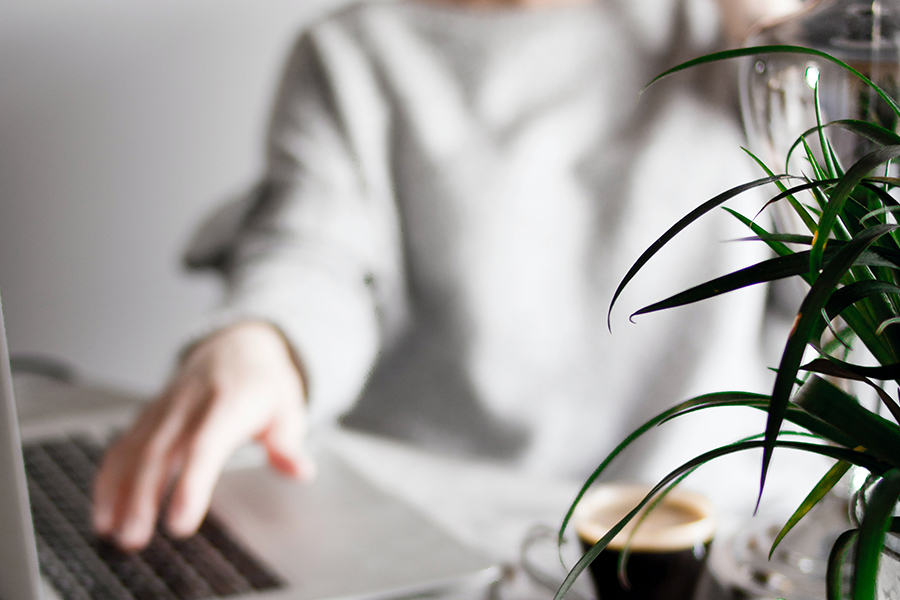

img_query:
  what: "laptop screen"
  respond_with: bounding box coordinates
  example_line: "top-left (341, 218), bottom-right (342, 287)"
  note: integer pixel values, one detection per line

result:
top-left (0, 287), bottom-right (43, 600)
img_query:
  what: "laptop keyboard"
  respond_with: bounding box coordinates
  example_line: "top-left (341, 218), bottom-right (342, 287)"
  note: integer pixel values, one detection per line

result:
top-left (23, 437), bottom-right (284, 600)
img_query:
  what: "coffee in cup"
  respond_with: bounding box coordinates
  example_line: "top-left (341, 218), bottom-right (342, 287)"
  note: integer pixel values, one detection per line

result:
top-left (573, 484), bottom-right (715, 600)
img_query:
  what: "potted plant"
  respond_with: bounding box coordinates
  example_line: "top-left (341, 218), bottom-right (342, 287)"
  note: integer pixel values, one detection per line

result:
top-left (555, 45), bottom-right (900, 600)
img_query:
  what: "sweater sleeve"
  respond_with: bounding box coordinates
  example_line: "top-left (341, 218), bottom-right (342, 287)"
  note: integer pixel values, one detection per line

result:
top-left (183, 23), bottom-right (406, 427)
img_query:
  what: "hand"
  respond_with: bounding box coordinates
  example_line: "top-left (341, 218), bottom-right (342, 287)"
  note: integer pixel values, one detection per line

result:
top-left (92, 321), bottom-right (314, 551)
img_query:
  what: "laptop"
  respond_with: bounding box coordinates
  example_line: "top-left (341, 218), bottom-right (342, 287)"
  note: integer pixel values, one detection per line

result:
top-left (0, 287), bottom-right (499, 600)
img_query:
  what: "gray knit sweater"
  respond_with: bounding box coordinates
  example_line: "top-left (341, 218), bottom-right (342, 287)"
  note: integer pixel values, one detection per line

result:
top-left (185, 0), bottom-right (773, 484)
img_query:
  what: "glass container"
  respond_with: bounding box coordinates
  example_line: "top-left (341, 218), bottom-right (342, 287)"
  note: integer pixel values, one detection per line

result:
top-left (741, 0), bottom-right (900, 170)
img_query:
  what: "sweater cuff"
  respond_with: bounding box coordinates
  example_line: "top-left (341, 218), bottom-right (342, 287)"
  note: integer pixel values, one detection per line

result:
top-left (183, 257), bottom-right (380, 428)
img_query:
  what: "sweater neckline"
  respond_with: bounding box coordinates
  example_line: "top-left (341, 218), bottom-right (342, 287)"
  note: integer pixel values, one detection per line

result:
top-left (396, 0), bottom-right (603, 26)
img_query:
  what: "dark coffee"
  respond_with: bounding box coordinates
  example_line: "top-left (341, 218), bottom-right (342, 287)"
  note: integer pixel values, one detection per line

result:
top-left (574, 484), bottom-right (715, 600)
top-left (578, 539), bottom-right (711, 600)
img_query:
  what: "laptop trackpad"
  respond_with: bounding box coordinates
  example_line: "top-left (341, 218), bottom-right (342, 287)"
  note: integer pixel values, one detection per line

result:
top-left (212, 449), bottom-right (497, 600)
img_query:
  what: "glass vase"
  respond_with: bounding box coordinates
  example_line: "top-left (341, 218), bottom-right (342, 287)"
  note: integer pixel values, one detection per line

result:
top-left (741, 0), bottom-right (900, 170)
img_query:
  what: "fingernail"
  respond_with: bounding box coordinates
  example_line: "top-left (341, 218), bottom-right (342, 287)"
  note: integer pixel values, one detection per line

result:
top-left (93, 505), bottom-right (112, 535)
top-left (299, 455), bottom-right (318, 483)
top-left (115, 521), bottom-right (149, 551)
top-left (166, 501), bottom-right (196, 538)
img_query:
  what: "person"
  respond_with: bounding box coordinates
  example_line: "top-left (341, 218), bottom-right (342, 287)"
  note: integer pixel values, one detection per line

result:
top-left (92, 0), bottom-right (803, 551)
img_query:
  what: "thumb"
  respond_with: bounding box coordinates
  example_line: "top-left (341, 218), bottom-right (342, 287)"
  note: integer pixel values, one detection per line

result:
top-left (258, 408), bottom-right (316, 482)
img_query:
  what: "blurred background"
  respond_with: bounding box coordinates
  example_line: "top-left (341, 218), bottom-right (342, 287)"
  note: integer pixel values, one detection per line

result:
top-left (0, 0), bottom-right (356, 394)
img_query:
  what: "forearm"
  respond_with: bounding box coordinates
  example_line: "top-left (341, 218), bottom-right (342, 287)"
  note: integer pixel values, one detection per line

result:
top-left (214, 248), bottom-right (383, 426)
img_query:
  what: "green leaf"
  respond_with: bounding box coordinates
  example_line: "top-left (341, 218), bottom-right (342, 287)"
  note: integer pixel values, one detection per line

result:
top-left (641, 46), bottom-right (900, 119)
top-left (823, 280), bottom-right (900, 322)
top-left (812, 147), bottom-right (900, 273)
top-left (801, 358), bottom-right (900, 424)
top-left (863, 205), bottom-right (900, 224)
top-left (862, 176), bottom-right (900, 188)
top-left (556, 391), bottom-right (767, 551)
top-left (722, 214), bottom-right (796, 281)
top-left (557, 390), bottom-right (845, 551)
top-left (668, 395), bottom-right (859, 449)
top-left (811, 359), bottom-right (900, 382)
top-left (555, 395), bottom-right (713, 548)
top-left (859, 182), bottom-right (900, 213)
top-left (814, 80), bottom-right (838, 179)
top-left (827, 529), bottom-right (857, 600)
top-left (608, 175), bottom-right (793, 329)
top-left (632, 239), bottom-right (900, 321)
top-left (792, 376), bottom-right (900, 468)
top-left (787, 120), bottom-right (900, 168)
top-left (741, 148), bottom-right (818, 232)
top-left (803, 138), bottom-right (832, 193)
top-left (758, 178), bottom-right (840, 218)
top-left (769, 461), bottom-right (852, 559)
top-left (891, 517), bottom-right (900, 534)
top-left (877, 317), bottom-right (900, 335)
top-left (729, 230), bottom-right (811, 249)
top-left (632, 252), bottom-right (817, 318)
top-left (616, 471), bottom-right (696, 588)
top-left (763, 225), bottom-right (900, 505)
top-left (853, 469), bottom-right (900, 600)
top-left (855, 247), bottom-right (900, 269)
top-left (834, 120), bottom-right (900, 146)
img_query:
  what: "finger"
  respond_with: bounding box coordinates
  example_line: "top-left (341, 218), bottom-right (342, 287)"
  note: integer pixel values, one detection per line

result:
top-left (93, 437), bottom-right (130, 536)
top-left (93, 433), bottom-right (173, 550)
top-left (93, 385), bottom-right (199, 549)
top-left (258, 403), bottom-right (315, 481)
top-left (113, 438), bottom-right (182, 548)
top-left (165, 404), bottom-right (243, 538)
top-left (261, 433), bottom-right (315, 480)
top-left (111, 437), bottom-right (182, 550)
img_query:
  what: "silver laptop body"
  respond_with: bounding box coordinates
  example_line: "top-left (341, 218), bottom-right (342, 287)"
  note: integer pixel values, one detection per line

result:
top-left (0, 289), bottom-right (43, 600)
top-left (0, 287), bottom-right (498, 600)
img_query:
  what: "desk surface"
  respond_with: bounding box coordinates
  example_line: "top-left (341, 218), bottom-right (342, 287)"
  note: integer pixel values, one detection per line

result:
top-left (329, 427), bottom-right (594, 599)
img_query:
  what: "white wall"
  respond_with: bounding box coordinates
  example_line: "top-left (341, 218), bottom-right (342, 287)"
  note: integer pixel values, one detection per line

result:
top-left (0, 0), bottom-right (352, 394)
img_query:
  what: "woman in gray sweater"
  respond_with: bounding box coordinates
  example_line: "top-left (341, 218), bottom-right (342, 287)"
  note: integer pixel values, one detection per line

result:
top-left (93, 0), bottom-right (800, 551)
